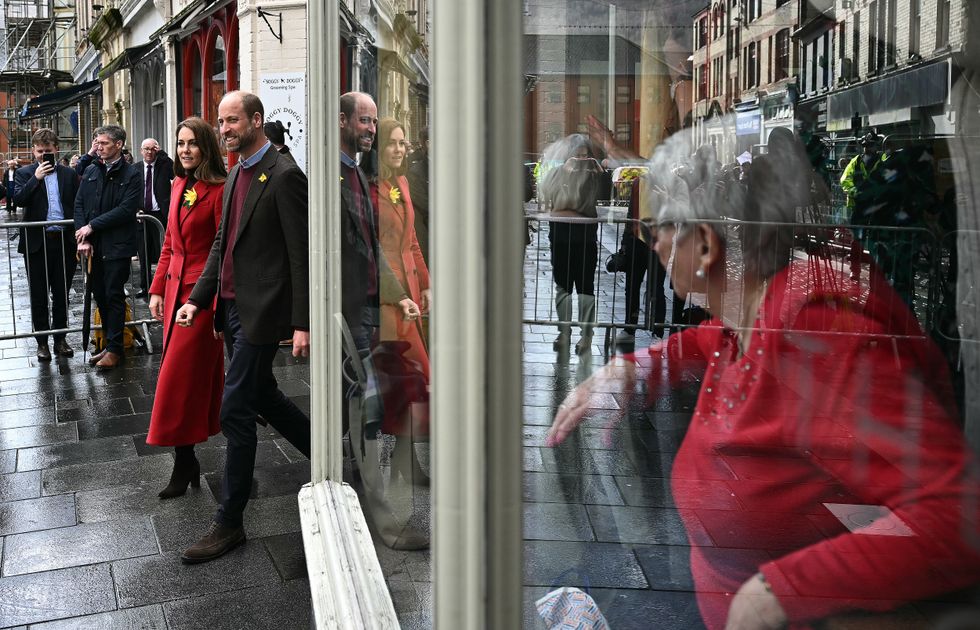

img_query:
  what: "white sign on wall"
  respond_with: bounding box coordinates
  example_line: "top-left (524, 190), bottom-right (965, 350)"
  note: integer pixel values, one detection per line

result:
top-left (259, 72), bottom-right (307, 173)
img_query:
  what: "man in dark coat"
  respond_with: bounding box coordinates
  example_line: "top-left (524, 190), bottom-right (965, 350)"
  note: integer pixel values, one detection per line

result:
top-left (74, 125), bottom-right (141, 369)
top-left (175, 91), bottom-right (313, 564)
top-left (135, 138), bottom-right (174, 298)
top-left (14, 129), bottom-right (80, 360)
top-left (406, 125), bottom-right (429, 261)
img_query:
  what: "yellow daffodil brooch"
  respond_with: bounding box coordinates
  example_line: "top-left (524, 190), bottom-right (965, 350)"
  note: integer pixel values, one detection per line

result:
top-left (389, 186), bottom-right (402, 204)
top-left (183, 187), bottom-right (198, 207)
top-left (258, 173), bottom-right (268, 183)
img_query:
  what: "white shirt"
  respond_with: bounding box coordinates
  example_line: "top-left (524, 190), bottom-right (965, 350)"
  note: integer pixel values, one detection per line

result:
top-left (144, 160), bottom-right (160, 212)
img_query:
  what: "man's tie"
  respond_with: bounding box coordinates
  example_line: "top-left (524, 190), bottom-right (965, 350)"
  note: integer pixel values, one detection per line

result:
top-left (144, 163), bottom-right (153, 211)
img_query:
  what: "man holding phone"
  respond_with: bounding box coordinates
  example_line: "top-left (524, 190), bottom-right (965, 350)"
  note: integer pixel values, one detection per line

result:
top-left (13, 128), bottom-right (79, 361)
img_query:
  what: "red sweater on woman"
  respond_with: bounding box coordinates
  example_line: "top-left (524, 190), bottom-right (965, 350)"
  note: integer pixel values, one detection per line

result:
top-left (632, 260), bottom-right (980, 629)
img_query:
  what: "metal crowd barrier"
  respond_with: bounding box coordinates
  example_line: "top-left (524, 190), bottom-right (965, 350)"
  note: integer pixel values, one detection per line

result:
top-left (524, 213), bottom-right (955, 359)
top-left (0, 212), bottom-right (167, 354)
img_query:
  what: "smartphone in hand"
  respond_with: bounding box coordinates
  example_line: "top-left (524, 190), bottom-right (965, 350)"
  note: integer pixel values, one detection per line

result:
top-left (42, 153), bottom-right (56, 168)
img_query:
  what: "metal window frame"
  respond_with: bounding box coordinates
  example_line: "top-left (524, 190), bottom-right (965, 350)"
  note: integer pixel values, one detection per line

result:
top-left (304, 0), bottom-right (524, 626)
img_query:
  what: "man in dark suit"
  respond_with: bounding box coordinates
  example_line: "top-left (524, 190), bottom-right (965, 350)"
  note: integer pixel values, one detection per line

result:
top-left (5, 158), bottom-right (19, 213)
top-left (74, 125), bottom-right (142, 370)
top-left (135, 138), bottom-right (173, 298)
top-left (13, 129), bottom-right (80, 361)
top-left (175, 91), bottom-right (314, 564)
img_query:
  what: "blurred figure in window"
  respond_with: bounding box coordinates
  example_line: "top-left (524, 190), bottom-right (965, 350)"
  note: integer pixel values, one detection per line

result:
top-left (549, 128), bottom-right (980, 630)
top-left (538, 134), bottom-right (603, 354)
top-left (370, 117), bottom-right (432, 438)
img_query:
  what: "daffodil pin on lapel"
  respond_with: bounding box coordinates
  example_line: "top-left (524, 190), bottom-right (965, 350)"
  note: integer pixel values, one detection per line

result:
top-left (259, 173), bottom-right (268, 183)
top-left (388, 186), bottom-right (402, 204)
top-left (183, 188), bottom-right (198, 207)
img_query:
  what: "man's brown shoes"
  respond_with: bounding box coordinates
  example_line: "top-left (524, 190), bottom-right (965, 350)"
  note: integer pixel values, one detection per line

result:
top-left (180, 522), bottom-right (246, 564)
top-left (88, 349), bottom-right (107, 366)
top-left (95, 351), bottom-right (123, 370)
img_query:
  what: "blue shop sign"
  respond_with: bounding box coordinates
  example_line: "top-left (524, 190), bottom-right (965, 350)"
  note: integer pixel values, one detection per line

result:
top-left (736, 110), bottom-right (761, 136)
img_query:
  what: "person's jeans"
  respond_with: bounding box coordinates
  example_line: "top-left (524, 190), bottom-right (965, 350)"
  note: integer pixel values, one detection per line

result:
top-left (90, 256), bottom-right (130, 355)
top-left (215, 301), bottom-right (311, 528)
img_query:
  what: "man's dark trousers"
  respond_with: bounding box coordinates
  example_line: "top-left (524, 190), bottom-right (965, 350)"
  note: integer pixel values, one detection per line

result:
top-left (216, 302), bottom-right (311, 528)
top-left (136, 219), bottom-right (163, 292)
top-left (90, 256), bottom-right (130, 355)
top-left (25, 233), bottom-right (77, 345)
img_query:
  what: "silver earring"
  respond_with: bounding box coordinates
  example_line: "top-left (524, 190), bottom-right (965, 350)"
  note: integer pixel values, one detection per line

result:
top-left (695, 267), bottom-right (706, 279)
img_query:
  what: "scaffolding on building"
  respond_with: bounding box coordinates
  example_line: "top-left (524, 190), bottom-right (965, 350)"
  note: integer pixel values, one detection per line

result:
top-left (0, 0), bottom-right (78, 162)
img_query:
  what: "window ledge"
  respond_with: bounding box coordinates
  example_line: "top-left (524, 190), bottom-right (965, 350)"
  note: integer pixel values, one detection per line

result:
top-left (299, 480), bottom-right (399, 629)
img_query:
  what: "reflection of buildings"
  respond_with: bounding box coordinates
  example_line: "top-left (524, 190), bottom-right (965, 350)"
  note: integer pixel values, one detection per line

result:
top-left (691, 0), bottom-right (967, 163)
top-left (523, 0), bottom-right (703, 159)
top-left (691, 0), bottom-right (799, 162)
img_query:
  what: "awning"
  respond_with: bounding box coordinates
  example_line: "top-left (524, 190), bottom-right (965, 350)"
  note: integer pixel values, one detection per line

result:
top-left (149, 0), bottom-right (205, 40)
top-left (19, 80), bottom-right (102, 122)
top-left (827, 60), bottom-right (949, 123)
top-left (98, 42), bottom-right (159, 81)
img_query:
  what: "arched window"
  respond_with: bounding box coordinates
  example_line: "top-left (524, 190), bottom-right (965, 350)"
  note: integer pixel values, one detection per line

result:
top-left (208, 33), bottom-right (226, 123)
top-left (187, 42), bottom-right (203, 118)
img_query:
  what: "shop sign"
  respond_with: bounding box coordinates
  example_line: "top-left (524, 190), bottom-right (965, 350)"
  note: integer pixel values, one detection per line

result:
top-left (736, 109), bottom-right (761, 136)
top-left (260, 72), bottom-right (307, 173)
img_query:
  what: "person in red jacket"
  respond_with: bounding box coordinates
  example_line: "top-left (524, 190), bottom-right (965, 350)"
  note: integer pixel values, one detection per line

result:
top-left (547, 128), bottom-right (980, 629)
top-left (147, 117), bottom-right (227, 498)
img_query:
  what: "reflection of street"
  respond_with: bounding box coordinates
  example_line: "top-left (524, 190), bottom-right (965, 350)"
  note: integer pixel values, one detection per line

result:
top-left (520, 213), bottom-right (706, 629)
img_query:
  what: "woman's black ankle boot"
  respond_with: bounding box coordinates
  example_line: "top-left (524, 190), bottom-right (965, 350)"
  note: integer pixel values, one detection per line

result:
top-left (159, 445), bottom-right (201, 499)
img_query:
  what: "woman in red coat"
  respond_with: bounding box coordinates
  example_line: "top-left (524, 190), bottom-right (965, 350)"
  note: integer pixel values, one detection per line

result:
top-left (147, 117), bottom-right (226, 498)
top-left (371, 118), bottom-right (432, 403)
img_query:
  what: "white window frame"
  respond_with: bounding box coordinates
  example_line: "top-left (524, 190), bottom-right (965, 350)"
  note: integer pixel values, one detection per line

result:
top-left (304, 0), bottom-right (524, 626)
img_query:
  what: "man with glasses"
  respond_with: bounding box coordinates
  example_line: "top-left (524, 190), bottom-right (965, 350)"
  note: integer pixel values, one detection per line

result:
top-left (136, 138), bottom-right (174, 299)
top-left (74, 125), bottom-right (141, 369)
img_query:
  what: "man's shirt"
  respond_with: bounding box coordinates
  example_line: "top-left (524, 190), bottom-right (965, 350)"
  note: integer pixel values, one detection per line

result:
top-left (43, 167), bottom-right (64, 231)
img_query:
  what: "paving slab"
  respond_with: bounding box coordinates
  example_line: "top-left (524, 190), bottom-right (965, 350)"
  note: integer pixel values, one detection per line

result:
top-left (75, 414), bottom-right (151, 441)
top-left (587, 505), bottom-right (711, 546)
top-left (0, 471), bottom-right (40, 503)
top-left (0, 494), bottom-right (75, 536)
top-left (0, 449), bottom-right (14, 474)
top-left (523, 540), bottom-right (648, 589)
top-left (41, 453), bottom-right (174, 496)
top-left (16, 436), bottom-right (137, 472)
top-left (162, 578), bottom-right (312, 630)
top-left (0, 424), bottom-right (77, 451)
top-left (2, 517), bottom-right (158, 576)
top-left (0, 564), bottom-right (116, 627)
top-left (204, 460), bottom-right (310, 501)
top-left (111, 545), bottom-right (280, 608)
top-left (523, 471), bottom-right (624, 505)
top-left (26, 605), bottom-right (168, 630)
top-left (523, 501), bottom-right (595, 542)
top-left (75, 479), bottom-right (216, 525)
top-left (0, 407), bottom-right (54, 431)
top-left (261, 532), bottom-right (308, 581)
top-left (151, 493), bottom-right (302, 553)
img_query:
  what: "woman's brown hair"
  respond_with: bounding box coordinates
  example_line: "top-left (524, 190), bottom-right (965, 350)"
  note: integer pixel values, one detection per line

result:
top-left (377, 117), bottom-right (406, 182)
top-left (173, 117), bottom-right (227, 184)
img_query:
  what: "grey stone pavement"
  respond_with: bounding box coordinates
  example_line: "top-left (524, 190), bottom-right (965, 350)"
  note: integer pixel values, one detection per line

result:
top-left (0, 207), bottom-right (699, 629)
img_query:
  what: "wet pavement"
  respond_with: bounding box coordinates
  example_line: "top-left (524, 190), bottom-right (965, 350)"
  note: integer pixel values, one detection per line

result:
top-left (0, 216), bottom-right (315, 629)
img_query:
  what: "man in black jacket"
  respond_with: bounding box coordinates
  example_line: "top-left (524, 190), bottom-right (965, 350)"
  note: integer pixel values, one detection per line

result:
top-left (135, 138), bottom-right (173, 298)
top-left (14, 129), bottom-right (80, 361)
top-left (74, 125), bottom-right (141, 369)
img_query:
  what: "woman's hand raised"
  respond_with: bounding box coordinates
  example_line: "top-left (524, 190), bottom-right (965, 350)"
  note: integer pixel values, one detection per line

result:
top-left (545, 356), bottom-right (636, 447)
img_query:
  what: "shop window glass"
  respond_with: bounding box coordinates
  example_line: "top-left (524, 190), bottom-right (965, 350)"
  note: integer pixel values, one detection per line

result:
top-left (518, 2), bottom-right (980, 628)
